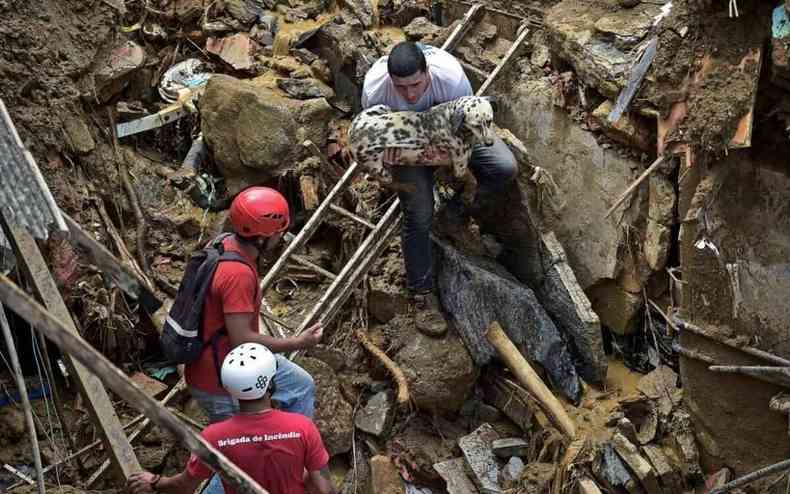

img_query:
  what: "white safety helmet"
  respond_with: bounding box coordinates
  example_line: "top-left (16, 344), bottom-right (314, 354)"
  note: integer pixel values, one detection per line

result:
top-left (220, 343), bottom-right (277, 400)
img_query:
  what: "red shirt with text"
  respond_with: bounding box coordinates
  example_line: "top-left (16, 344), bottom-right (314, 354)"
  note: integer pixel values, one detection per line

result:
top-left (186, 410), bottom-right (330, 494)
top-left (184, 236), bottom-right (260, 394)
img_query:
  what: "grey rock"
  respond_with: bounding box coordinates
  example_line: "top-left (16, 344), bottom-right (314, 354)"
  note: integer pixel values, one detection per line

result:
top-left (433, 458), bottom-right (478, 494)
top-left (277, 77), bottom-right (335, 100)
top-left (355, 391), bottom-right (394, 437)
top-left (458, 424), bottom-right (502, 493)
top-left (403, 17), bottom-right (443, 42)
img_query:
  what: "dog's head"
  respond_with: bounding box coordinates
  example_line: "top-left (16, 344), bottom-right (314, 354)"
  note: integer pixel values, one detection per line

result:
top-left (452, 96), bottom-right (496, 146)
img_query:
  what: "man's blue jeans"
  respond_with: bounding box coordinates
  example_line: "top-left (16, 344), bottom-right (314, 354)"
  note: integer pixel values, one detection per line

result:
top-left (191, 354), bottom-right (315, 494)
top-left (391, 136), bottom-right (518, 292)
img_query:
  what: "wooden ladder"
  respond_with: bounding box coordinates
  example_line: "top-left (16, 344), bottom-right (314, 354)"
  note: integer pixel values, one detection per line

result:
top-left (259, 3), bottom-right (531, 359)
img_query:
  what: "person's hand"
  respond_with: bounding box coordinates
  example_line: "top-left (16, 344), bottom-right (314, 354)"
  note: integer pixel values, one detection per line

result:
top-left (382, 148), bottom-right (402, 166)
top-left (298, 323), bottom-right (324, 349)
top-left (421, 146), bottom-right (451, 166)
top-left (127, 472), bottom-right (159, 494)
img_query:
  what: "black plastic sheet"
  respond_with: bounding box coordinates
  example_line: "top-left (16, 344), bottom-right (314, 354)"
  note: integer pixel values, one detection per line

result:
top-left (435, 240), bottom-right (582, 404)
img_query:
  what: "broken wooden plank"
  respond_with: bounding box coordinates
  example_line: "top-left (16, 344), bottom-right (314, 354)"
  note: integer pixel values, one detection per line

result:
top-left (482, 370), bottom-right (536, 433)
top-left (611, 432), bottom-right (660, 494)
top-left (486, 321), bottom-right (576, 438)
top-left (87, 379), bottom-right (187, 487)
top-left (0, 273), bottom-right (271, 494)
top-left (1, 218), bottom-right (142, 480)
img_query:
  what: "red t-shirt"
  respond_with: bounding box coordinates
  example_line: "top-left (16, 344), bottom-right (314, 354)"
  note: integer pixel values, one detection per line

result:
top-left (185, 236), bottom-right (261, 394)
top-left (186, 410), bottom-right (330, 494)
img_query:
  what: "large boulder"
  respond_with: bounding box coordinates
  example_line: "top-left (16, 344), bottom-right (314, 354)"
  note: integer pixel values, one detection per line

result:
top-left (297, 357), bottom-right (353, 456)
top-left (393, 322), bottom-right (477, 415)
top-left (435, 240), bottom-right (582, 403)
top-left (200, 75), bottom-right (335, 195)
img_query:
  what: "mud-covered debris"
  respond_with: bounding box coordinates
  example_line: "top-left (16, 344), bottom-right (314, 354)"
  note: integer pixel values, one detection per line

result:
top-left (499, 456), bottom-right (524, 489)
top-left (492, 438), bottom-right (529, 459)
top-left (433, 458), bottom-right (478, 494)
top-left (593, 443), bottom-right (640, 493)
top-left (611, 432), bottom-right (661, 494)
top-left (773, 4), bottom-right (790, 87)
top-left (641, 444), bottom-right (684, 493)
top-left (62, 112), bottom-right (95, 155)
top-left (458, 423), bottom-right (502, 494)
top-left (369, 455), bottom-right (406, 494)
top-left (94, 40), bottom-right (145, 102)
top-left (403, 17), bottom-right (443, 42)
top-left (638, 365), bottom-right (678, 400)
top-left (277, 77), bottom-right (335, 99)
top-left (591, 100), bottom-right (653, 151)
top-left (297, 357), bottom-right (353, 456)
top-left (355, 391), bottom-right (394, 437)
top-left (704, 467), bottom-right (732, 491)
top-left (206, 33), bottom-right (258, 71)
top-left (667, 410), bottom-right (702, 481)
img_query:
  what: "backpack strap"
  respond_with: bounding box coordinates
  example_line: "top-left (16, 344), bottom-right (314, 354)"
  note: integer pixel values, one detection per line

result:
top-left (209, 248), bottom-right (259, 385)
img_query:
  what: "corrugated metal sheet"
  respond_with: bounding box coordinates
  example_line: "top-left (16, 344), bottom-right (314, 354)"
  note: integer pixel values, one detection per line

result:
top-left (0, 98), bottom-right (66, 240)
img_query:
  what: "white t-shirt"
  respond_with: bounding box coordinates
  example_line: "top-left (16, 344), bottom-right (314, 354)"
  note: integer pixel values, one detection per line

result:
top-left (361, 45), bottom-right (473, 112)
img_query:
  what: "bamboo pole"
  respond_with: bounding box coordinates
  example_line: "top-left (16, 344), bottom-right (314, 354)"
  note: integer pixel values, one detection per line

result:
top-left (485, 321), bottom-right (576, 439)
top-left (0, 274), bottom-right (270, 494)
top-left (0, 303), bottom-right (45, 494)
top-left (604, 156), bottom-right (665, 219)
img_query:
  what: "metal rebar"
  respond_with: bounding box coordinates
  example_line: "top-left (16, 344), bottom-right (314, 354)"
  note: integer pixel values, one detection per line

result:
top-left (0, 303), bottom-right (45, 494)
top-left (710, 458), bottom-right (790, 494)
top-left (673, 317), bottom-right (790, 366)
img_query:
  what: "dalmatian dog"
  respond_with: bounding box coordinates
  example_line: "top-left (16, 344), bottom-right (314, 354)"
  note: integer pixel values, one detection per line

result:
top-left (348, 95), bottom-right (497, 204)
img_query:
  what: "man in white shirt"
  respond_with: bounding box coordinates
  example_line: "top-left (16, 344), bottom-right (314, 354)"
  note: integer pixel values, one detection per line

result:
top-left (359, 42), bottom-right (517, 336)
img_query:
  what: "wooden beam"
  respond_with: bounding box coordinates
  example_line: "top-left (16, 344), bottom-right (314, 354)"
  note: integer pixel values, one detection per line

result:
top-left (442, 3), bottom-right (484, 52)
top-left (476, 25), bottom-right (529, 96)
top-left (0, 274), bottom-right (270, 494)
top-left (0, 218), bottom-right (141, 480)
top-left (86, 379), bottom-right (187, 486)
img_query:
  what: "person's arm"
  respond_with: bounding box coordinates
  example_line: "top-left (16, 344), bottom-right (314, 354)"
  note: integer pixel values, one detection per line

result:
top-left (307, 467), bottom-right (338, 494)
top-left (127, 471), bottom-right (202, 494)
top-left (226, 314), bottom-right (323, 353)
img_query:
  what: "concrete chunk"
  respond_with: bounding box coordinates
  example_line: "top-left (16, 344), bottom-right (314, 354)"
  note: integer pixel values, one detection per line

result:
top-left (434, 458), bottom-right (479, 494)
top-left (355, 391), bottom-right (394, 437)
top-left (492, 438), bottom-right (530, 459)
top-left (458, 423), bottom-right (502, 493)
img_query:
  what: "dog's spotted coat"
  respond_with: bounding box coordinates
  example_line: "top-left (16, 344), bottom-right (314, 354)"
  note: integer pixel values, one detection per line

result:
top-left (348, 96), bottom-right (497, 202)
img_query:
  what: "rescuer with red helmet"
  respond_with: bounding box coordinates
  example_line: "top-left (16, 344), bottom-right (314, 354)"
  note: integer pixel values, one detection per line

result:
top-left (185, 187), bottom-right (323, 429)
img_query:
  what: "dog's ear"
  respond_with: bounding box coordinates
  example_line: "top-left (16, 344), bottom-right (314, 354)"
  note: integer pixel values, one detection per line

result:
top-left (482, 96), bottom-right (498, 113)
top-left (452, 105), bottom-right (465, 133)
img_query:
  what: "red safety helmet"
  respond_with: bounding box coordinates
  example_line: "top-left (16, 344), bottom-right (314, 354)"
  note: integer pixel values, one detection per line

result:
top-left (230, 187), bottom-right (290, 238)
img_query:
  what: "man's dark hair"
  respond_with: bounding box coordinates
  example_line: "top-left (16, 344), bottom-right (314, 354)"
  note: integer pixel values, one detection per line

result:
top-left (387, 42), bottom-right (427, 77)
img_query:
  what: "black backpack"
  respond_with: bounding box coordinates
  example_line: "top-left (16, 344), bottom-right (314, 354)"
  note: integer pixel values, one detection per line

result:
top-left (159, 233), bottom-right (256, 379)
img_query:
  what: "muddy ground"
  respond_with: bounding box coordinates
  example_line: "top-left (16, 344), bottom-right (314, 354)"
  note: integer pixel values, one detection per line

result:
top-left (2, 0), bottom-right (790, 492)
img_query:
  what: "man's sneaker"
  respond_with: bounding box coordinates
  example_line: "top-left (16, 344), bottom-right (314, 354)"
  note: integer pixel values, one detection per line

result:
top-left (412, 292), bottom-right (448, 337)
